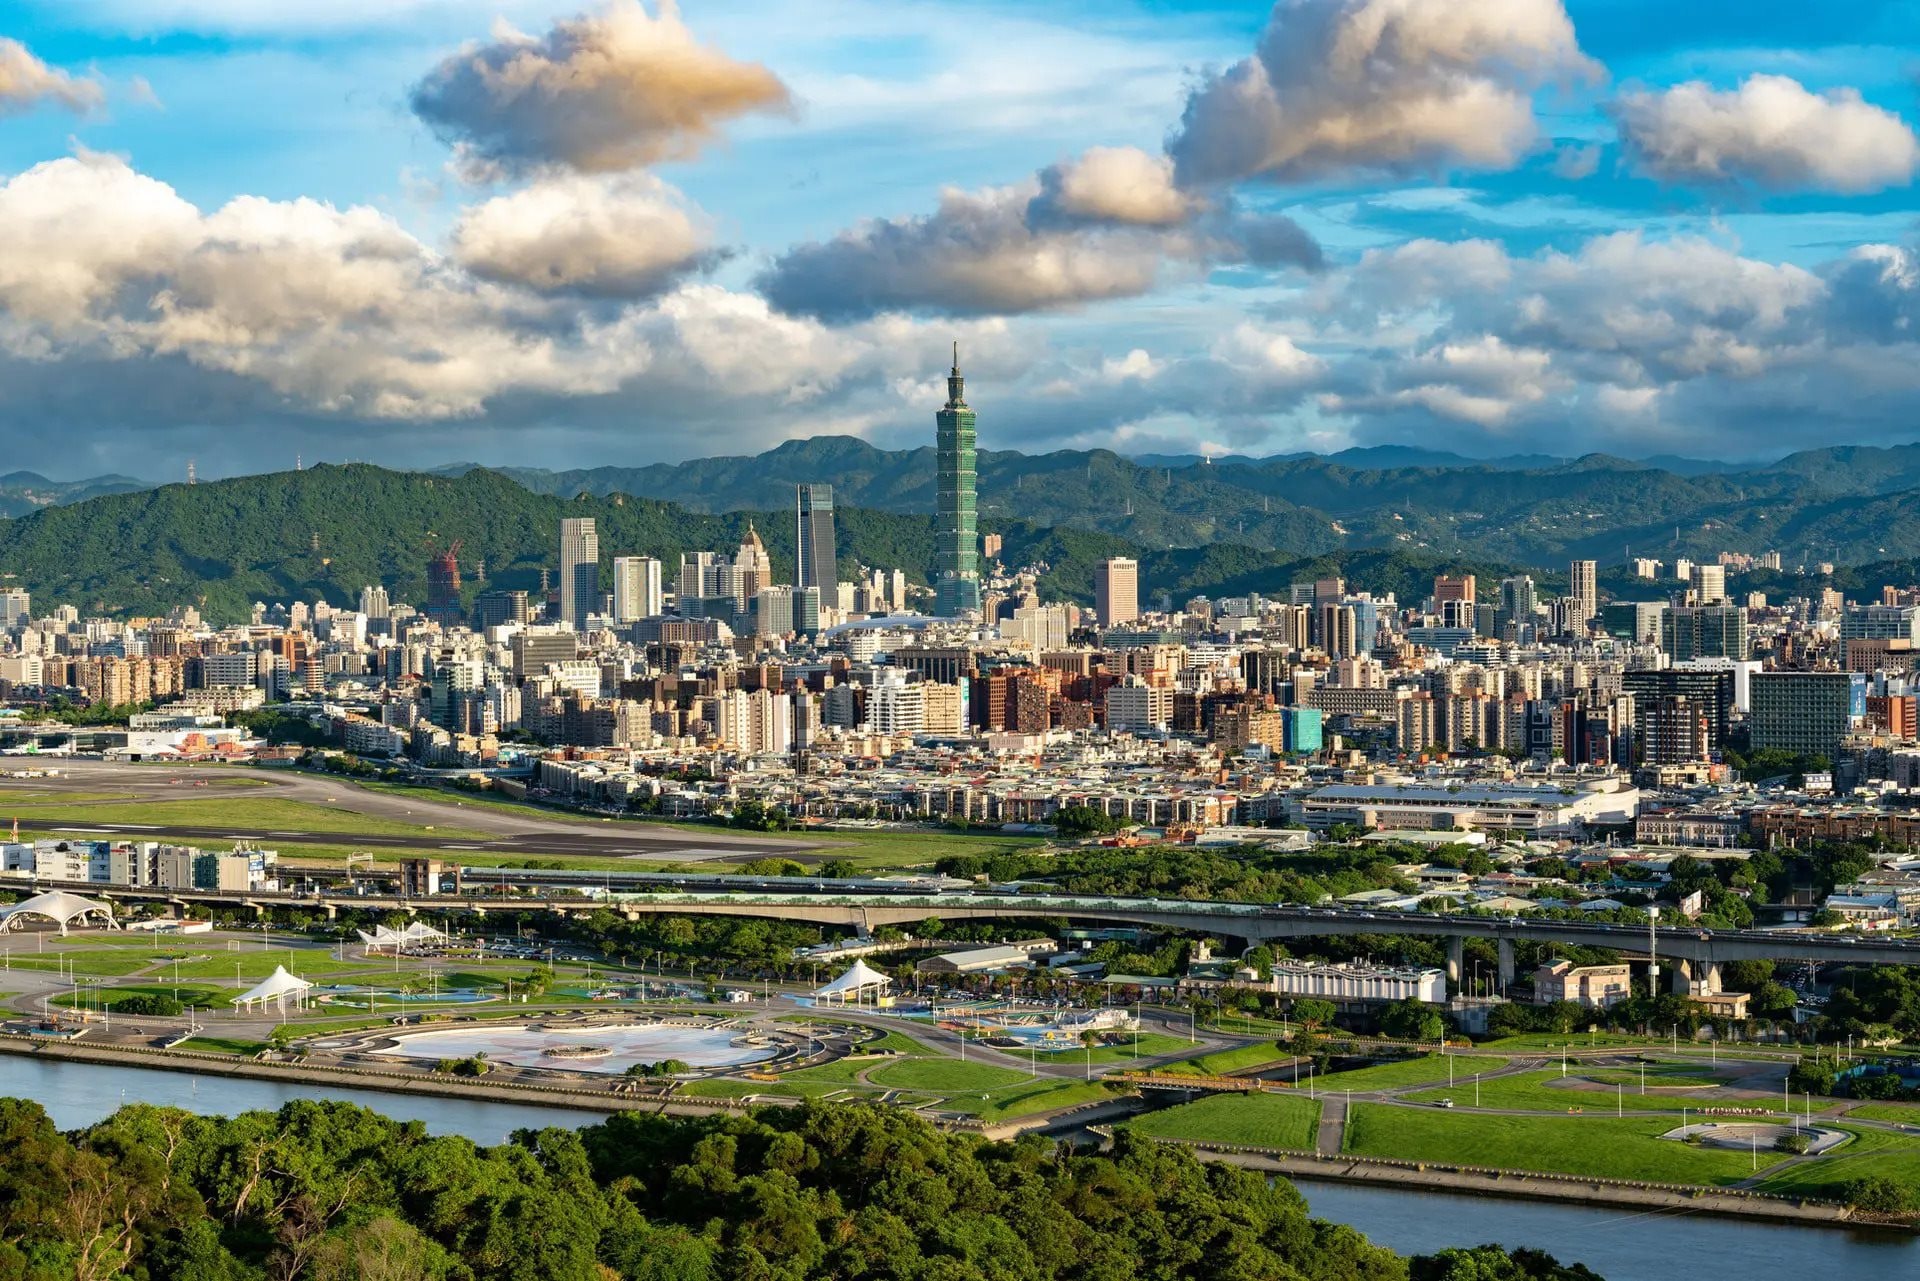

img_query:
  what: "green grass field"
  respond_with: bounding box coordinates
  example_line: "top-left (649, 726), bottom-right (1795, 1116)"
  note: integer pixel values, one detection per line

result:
top-left (1159, 1042), bottom-right (1294, 1077)
top-left (10, 796), bottom-right (491, 840)
top-left (1753, 1125), bottom-right (1920, 1199)
top-left (1079, 1032), bottom-right (1193, 1066)
top-left (50, 981), bottom-right (229, 1010)
top-left (1343, 1104), bottom-right (1789, 1185)
top-left (1129, 1093), bottom-right (1323, 1150)
top-left (866, 1057), bottom-right (1032, 1093)
top-left (0, 950), bottom-right (163, 977)
top-left (938, 1078), bottom-right (1114, 1120)
top-left (1402, 1069), bottom-right (1758, 1114)
top-left (1842, 1102), bottom-right (1920, 1126)
top-left (1315, 1055), bottom-right (1512, 1092)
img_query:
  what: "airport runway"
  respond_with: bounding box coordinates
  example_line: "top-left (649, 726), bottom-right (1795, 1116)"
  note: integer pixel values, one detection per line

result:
top-left (0, 759), bottom-right (835, 863)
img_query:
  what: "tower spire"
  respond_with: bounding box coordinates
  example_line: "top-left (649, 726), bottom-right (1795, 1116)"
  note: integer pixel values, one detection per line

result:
top-left (946, 341), bottom-right (966, 408)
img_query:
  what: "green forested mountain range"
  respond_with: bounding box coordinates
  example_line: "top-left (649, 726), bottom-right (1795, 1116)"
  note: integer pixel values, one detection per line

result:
top-left (468, 436), bottom-right (1920, 566)
top-left (5, 455), bottom-right (1920, 622)
top-left (0, 464), bottom-right (1527, 621)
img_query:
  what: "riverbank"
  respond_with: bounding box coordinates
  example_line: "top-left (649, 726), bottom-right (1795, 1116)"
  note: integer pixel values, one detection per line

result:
top-left (1178, 1142), bottom-right (1916, 1231)
top-left (0, 1032), bottom-right (750, 1119)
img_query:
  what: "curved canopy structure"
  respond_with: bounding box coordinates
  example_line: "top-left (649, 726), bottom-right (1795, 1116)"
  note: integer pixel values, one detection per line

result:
top-left (231, 965), bottom-right (313, 1013)
top-left (813, 958), bottom-right (891, 1005)
top-left (0, 889), bottom-right (117, 935)
top-left (356, 921), bottom-right (449, 954)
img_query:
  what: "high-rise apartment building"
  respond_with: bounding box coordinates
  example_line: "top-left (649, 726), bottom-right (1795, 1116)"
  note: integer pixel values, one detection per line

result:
top-left (558, 517), bottom-right (599, 631)
top-left (357, 584), bottom-right (388, 620)
top-left (1749, 671), bottom-right (1863, 757)
top-left (612, 556), bottom-right (663, 623)
top-left (1094, 557), bottom-right (1139, 628)
top-left (934, 346), bottom-right (981, 616)
top-left (1569, 560), bottom-right (1597, 624)
top-left (796, 484), bottom-right (837, 596)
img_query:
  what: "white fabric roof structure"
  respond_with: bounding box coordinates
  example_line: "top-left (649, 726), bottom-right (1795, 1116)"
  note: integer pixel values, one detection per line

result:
top-left (231, 965), bottom-right (314, 1012)
top-left (812, 959), bottom-right (892, 1004)
top-left (0, 889), bottom-right (117, 935)
top-left (356, 921), bottom-right (449, 953)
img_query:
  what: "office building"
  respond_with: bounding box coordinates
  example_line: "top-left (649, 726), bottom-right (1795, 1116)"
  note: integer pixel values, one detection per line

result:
top-left (357, 585), bottom-right (388, 621)
top-left (735, 525), bottom-right (772, 603)
top-left (1497, 576), bottom-right (1537, 634)
top-left (612, 556), bottom-right (663, 623)
top-left (1622, 667), bottom-right (1734, 758)
top-left (678, 551), bottom-right (716, 605)
top-left (934, 345), bottom-right (981, 616)
top-left (755, 586), bottom-right (795, 637)
top-left (472, 589), bottom-right (531, 630)
top-left (1661, 605), bottom-right (1747, 661)
top-left (1094, 557), bottom-right (1139, 628)
top-left (558, 517), bottom-right (598, 631)
top-left (796, 484), bottom-right (837, 596)
top-left (1691, 563), bottom-right (1727, 605)
top-left (1569, 560), bottom-right (1597, 625)
top-left (1749, 671), bottom-right (1864, 757)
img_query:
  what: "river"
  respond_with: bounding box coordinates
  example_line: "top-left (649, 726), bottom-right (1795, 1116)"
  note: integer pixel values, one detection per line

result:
top-left (0, 1054), bottom-right (608, 1145)
top-left (1299, 1179), bottom-right (1918, 1280)
top-left (3, 1056), bottom-right (1915, 1278)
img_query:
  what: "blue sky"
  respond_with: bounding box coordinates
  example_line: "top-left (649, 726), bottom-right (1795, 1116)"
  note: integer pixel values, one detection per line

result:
top-left (1, 0), bottom-right (1918, 478)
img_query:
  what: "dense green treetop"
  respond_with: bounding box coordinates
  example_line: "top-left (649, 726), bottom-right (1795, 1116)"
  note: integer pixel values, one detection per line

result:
top-left (0, 1095), bottom-right (1602, 1281)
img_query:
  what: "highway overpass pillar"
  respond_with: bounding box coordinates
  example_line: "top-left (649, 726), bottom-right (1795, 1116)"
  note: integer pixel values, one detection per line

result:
top-left (1497, 938), bottom-right (1516, 990)
top-left (1446, 936), bottom-right (1464, 990)
top-left (1669, 958), bottom-right (1695, 994)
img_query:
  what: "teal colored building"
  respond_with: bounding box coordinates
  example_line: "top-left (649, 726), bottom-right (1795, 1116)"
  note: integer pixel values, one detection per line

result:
top-left (934, 345), bottom-right (981, 616)
top-left (1282, 707), bottom-right (1323, 754)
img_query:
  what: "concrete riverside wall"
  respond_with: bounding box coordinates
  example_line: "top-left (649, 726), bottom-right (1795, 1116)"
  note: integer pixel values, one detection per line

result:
top-left (1171, 1142), bottom-right (1911, 1229)
top-left (0, 1033), bottom-right (778, 1119)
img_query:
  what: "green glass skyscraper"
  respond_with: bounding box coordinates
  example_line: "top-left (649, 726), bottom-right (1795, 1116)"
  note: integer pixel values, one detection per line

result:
top-left (934, 344), bottom-right (981, 616)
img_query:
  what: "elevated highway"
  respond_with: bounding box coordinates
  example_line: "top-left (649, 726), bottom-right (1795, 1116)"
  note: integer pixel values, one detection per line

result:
top-left (39, 876), bottom-right (1918, 993)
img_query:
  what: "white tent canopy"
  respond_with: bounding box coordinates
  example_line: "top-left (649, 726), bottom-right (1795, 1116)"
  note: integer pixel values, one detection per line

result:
top-left (231, 965), bottom-right (314, 1013)
top-left (356, 921), bottom-right (449, 953)
top-left (813, 959), bottom-right (892, 1005)
top-left (0, 889), bottom-right (117, 935)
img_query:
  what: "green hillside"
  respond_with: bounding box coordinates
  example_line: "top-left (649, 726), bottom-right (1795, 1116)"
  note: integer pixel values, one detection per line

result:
top-left (0, 464), bottom-right (1534, 622)
top-left (480, 435), bottom-right (1920, 566)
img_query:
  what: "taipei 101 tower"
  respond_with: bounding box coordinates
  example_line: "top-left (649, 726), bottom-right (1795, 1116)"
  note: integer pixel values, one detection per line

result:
top-left (934, 343), bottom-right (981, 616)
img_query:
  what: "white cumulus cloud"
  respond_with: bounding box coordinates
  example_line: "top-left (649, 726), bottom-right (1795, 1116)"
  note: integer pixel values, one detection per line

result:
top-left (410, 0), bottom-right (792, 177)
top-left (450, 170), bottom-right (716, 297)
top-left (1169, 0), bottom-right (1596, 186)
top-left (1612, 73), bottom-right (1920, 193)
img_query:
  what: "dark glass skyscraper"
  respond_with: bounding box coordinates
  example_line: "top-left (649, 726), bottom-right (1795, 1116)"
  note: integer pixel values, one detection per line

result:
top-left (795, 483), bottom-right (837, 597)
top-left (935, 345), bottom-right (981, 616)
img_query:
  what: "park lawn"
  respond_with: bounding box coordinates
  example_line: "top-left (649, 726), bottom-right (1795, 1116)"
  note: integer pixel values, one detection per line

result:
top-left (1843, 1102), bottom-right (1920, 1126)
top-left (1130, 1092), bottom-right (1323, 1150)
top-left (941, 1078), bottom-right (1115, 1121)
top-left (10, 796), bottom-right (491, 840)
top-left (1200, 1012), bottom-right (1298, 1037)
top-left (1343, 1104), bottom-right (1789, 1186)
top-left (866, 1057), bottom-right (1032, 1093)
top-left (1079, 1033), bottom-right (1194, 1066)
top-left (1316, 1055), bottom-right (1511, 1092)
top-left (164, 952), bottom-right (396, 982)
top-left (1583, 1065), bottom-right (1728, 1089)
top-left (783, 1057), bottom-right (886, 1087)
top-left (845, 1028), bottom-right (938, 1056)
top-left (1479, 1032), bottom-right (1677, 1052)
top-left (51, 981), bottom-right (229, 1009)
top-left (178, 1035), bottom-right (268, 1055)
top-left (1403, 1069), bottom-right (1758, 1114)
top-left (1754, 1125), bottom-right (1920, 1199)
top-left (0, 950), bottom-right (162, 977)
top-left (1160, 1042), bottom-right (1295, 1077)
